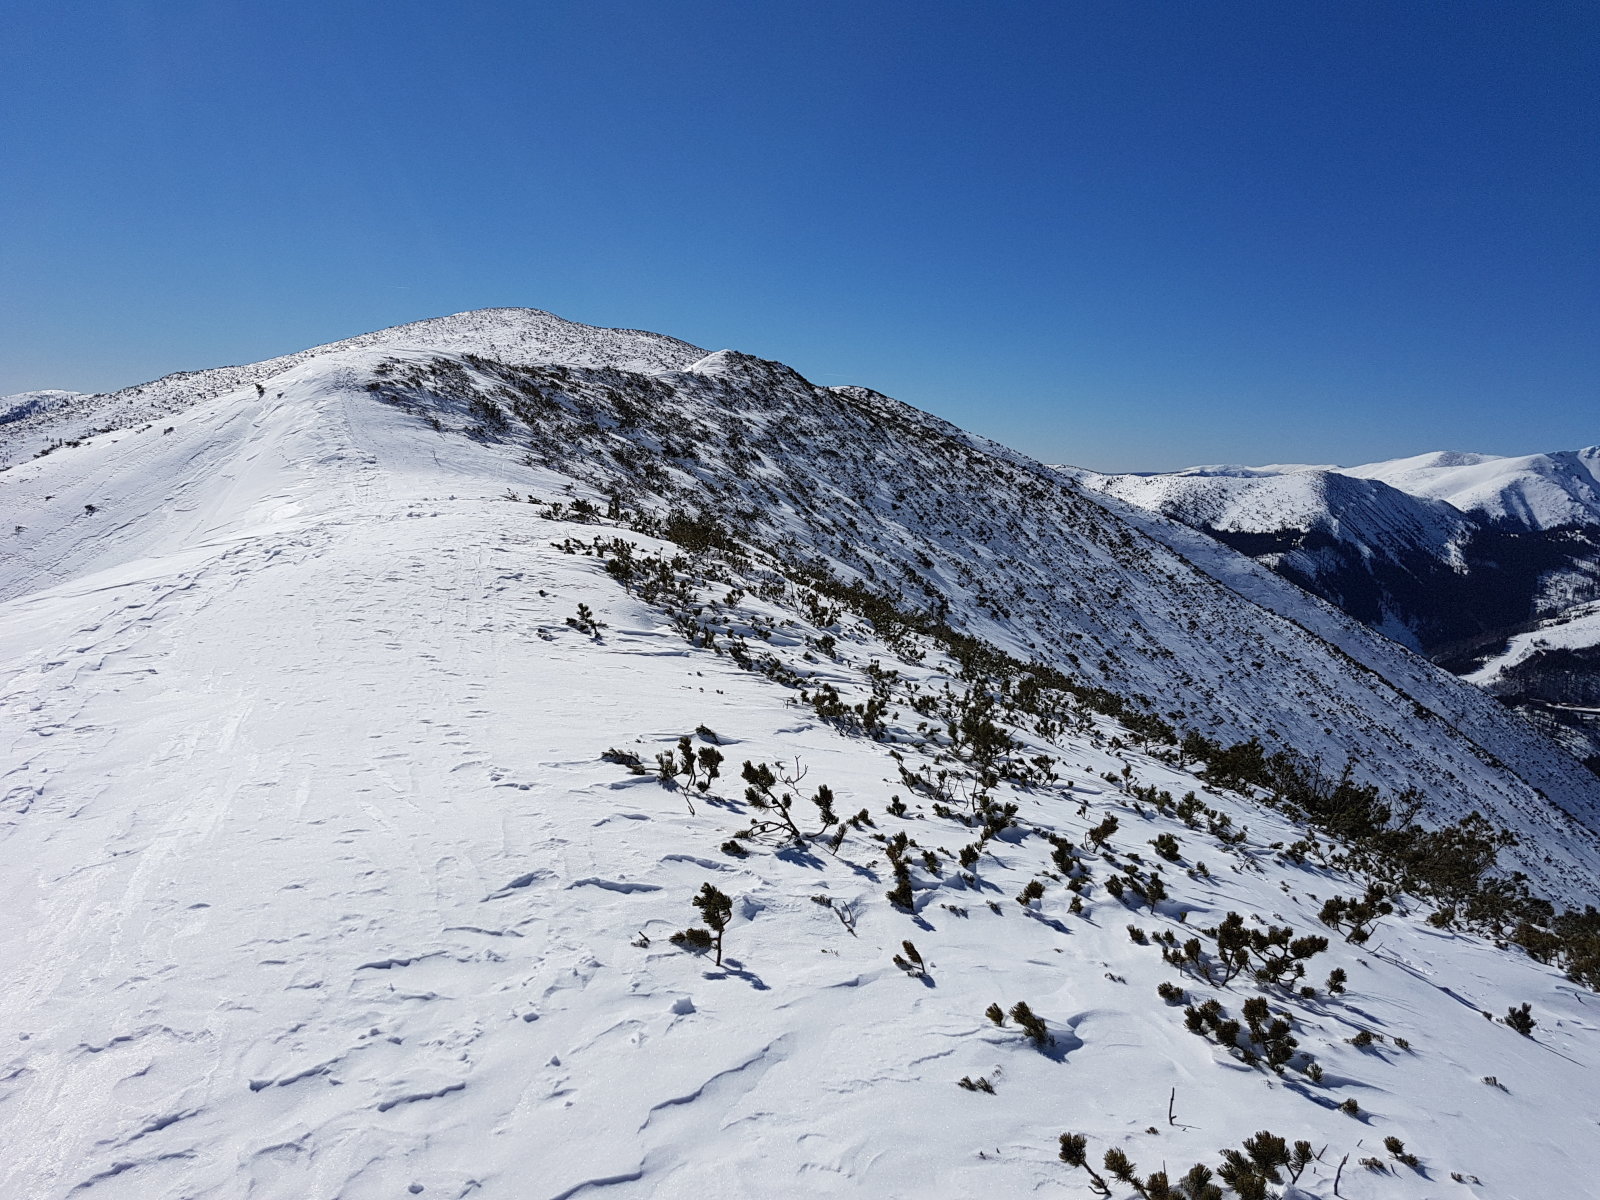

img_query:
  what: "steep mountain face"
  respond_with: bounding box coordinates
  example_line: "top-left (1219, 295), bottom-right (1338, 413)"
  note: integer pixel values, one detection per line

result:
top-left (1077, 455), bottom-right (1600, 774)
top-left (5, 309), bottom-right (1600, 1198)
top-left (1076, 462), bottom-right (1600, 653)
top-left (1066, 469), bottom-right (1483, 650)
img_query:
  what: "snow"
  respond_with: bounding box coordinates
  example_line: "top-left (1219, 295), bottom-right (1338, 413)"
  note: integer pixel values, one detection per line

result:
top-left (1084, 446), bottom-right (1600, 534)
top-left (0, 390), bottom-right (83, 427)
top-left (0, 309), bottom-right (706, 470)
top-left (3, 313), bottom-right (1600, 1197)
top-left (1467, 600), bottom-right (1600, 688)
top-left (1074, 469), bottom-right (1474, 558)
top-left (1073, 451), bottom-right (1600, 664)
top-left (1342, 447), bottom-right (1600, 531)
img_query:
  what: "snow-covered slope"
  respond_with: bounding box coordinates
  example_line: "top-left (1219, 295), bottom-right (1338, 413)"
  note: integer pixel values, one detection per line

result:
top-left (4, 310), bottom-right (1600, 1198)
top-left (1073, 470), bottom-right (1479, 650)
top-left (1073, 470), bottom-right (1470, 552)
top-left (0, 389), bottom-right (83, 427)
top-left (0, 309), bottom-right (705, 469)
top-left (1101, 447), bottom-right (1600, 534)
top-left (1344, 447), bottom-right (1600, 532)
top-left (1078, 454), bottom-right (1600, 690)
top-left (1469, 601), bottom-right (1600, 696)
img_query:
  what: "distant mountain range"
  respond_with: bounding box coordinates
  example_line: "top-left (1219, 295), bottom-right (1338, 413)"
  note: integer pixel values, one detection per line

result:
top-left (1074, 448), bottom-right (1600, 771)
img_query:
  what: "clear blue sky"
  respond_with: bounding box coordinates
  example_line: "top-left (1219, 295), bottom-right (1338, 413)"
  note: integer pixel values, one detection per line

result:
top-left (3, 2), bottom-right (1596, 470)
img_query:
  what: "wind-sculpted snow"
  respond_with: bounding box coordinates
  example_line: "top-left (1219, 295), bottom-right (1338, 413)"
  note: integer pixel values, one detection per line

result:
top-left (3, 313), bottom-right (1600, 1197)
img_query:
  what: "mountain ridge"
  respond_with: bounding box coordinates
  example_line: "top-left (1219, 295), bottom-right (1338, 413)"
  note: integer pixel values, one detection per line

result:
top-left (7, 314), bottom-right (1600, 898)
top-left (6, 310), bottom-right (1600, 1198)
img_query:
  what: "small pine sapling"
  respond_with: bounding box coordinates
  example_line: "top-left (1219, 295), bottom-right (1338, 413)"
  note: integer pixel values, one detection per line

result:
top-left (741, 759), bottom-right (833, 843)
top-left (1318, 883), bottom-right (1393, 944)
top-left (670, 882), bottom-right (734, 966)
top-left (1384, 1136), bottom-right (1420, 1168)
top-left (884, 831), bottom-right (916, 910)
top-left (1087, 814), bottom-right (1119, 848)
top-left (1177, 1163), bottom-right (1223, 1200)
top-left (811, 783), bottom-right (839, 826)
top-left (1017, 879), bottom-right (1045, 907)
top-left (566, 602), bottom-right (606, 637)
top-left (656, 751), bottom-right (679, 784)
top-left (1506, 1002), bottom-right (1536, 1036)
top-left (892, 940), bottom-right (927, 978)
top-left (1009, 1001), bottom-right (1050, 1048)
top-left (602, 747), bottom-right (646, 774)
top-left (1240, 1131), bottom-right (1289, 1180)
top-left (669, 926), bottom-right (712, 954)
top-left (1287, 1141), bottom-right (1316, 1182)
top-left (695, 746), bottom-right (724, 792)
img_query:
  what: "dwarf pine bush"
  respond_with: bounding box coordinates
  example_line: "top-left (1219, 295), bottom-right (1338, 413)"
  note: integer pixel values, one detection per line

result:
top-left (1384, 1136), bottom-right (1420, 1168)
top-left (1009, 1000), bottom-right (1049, 1047)
top-left (670, 882), bottom-right (734, 966)
top-left (1058, 1134), bottom-right (1111, 1195)
top-left (1506, 1001), bottom-right (1536, 1035)
top-left (892, 939), bottom-right (927, 978)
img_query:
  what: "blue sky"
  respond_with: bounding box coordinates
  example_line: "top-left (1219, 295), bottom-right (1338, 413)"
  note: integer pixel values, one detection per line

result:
top-left (3, 2), bottom-right (1596, 470)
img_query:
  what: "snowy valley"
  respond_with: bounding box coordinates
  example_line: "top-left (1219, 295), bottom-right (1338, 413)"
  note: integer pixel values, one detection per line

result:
top-left (4, 309), bottom-right (1600, 1199)
top-left (1075, 454), bottom-right (1600, 775)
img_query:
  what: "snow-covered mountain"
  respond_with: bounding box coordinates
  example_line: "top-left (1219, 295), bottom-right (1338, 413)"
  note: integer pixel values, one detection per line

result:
top-left (1344, 447), bottom-right (1600, 532)
top-left (1104, 448), bottom-right (1600, 533)
top-left (1065, 468), bottom-right (1484, 651)
top-left (1077, 451), bottom-right (1600, 773)
top-left (5, 309), bottom-right (1599, 1198)
top-left (0, 389), bottom-right (83, 428)
top-left (0, 309), bottom-right (703, 470)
